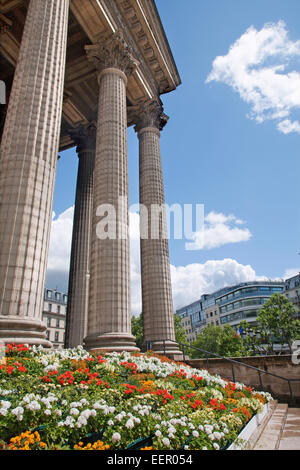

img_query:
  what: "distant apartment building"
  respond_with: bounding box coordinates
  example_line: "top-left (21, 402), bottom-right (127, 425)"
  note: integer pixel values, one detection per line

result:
top-left (176, 300), bottom-right (203, 342)
top-left (284, 274), bottom-right (300, 319)
top-left (42, 288), bottom-right (68, 349)
top-left (176, 281), bottom-right (285, 341)
top-left (216, 282), bottom-right (284, 329)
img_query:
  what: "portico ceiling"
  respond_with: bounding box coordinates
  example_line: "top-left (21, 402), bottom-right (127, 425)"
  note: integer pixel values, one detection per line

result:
top-left (0, 0), bottom-right (181, 150)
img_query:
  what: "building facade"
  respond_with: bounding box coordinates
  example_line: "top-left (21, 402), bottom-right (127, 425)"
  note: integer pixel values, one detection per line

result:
top-left (176, 281), bottom-right (285, 340)
top-left (284, 274), bottom-right (300, 319)
top-left (42, 289), bottom-right (68, 349)
top-left (216, 282), bottom-right (285, 329)
top-left (0, 0), bottom-right (182, 357)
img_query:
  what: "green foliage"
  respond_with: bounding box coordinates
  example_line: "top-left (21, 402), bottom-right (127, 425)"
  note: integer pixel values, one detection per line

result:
top-left (239, 294), bottom-right (300, 355)
top-left (174, 314), bottom-right (188, 346)
top-left (257, 294), bottom-right (300, 353)
top-left (190, 324), bottom-right (247, 359)
top-left (131, 314), bottom-right (143, 350)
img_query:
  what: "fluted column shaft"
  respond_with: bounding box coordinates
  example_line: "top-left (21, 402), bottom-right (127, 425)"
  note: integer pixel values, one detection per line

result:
top-left (65, 125), bottom-right (96, 348)
top-left (0, 0), bottom-right (69, 346)
top-left (136, 101), bottom-right (181, 357)
top-left (84, 32), bottom-right (138, 351)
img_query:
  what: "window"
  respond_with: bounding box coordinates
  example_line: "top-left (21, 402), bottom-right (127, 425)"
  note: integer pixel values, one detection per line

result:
top-left (46, 331), bottom-right (50, 340)
top-left (48, 303), bottom-right (51, 312)
top-left (47, 290), bottom-right (52, 299)
top-left (47, 317), bottom-right (51, 327)
top-left (272, 287), bottom-right (283, 292)
top-left (57, 305), bottom-right (60, 314)
top-left (55, 332), bottom-right (59, 342)
top-left (56, 319), bottom-right (59, 328)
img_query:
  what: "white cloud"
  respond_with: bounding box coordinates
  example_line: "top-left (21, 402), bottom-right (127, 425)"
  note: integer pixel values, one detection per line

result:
top-left (283, 267), bottom-right (300, 280)
top-left (170, 258), bottom-right (267, 310)
top-left (47, 206), bottom-right (74, 273)
top-left (186, 211), bottom-right (252, 250)
top-left (45, 207), bottom-right (284, 316)
top-left (206, 21), bottom-right (300, 134)
top-left (126, 211), bottom-right (255, 314)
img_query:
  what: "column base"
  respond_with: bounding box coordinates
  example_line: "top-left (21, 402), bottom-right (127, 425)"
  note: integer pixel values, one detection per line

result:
top-left (144, 339), bottom-right (184, 361)
top-left (0, 316), bottom-right (52, 348)
top-left (83, 332), bottom-right (139, 352)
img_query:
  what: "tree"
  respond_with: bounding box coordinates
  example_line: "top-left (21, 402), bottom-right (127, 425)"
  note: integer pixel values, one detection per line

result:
top-left (239, 320), bottom-right (262, 356)
top-left (190, 324), bottom-right (247, 359)
top-left (131, 314), bottom-right (143, 350)
top-left (174, 314), bottom-right (188, 346)
top-left (256, 293), bottom-right (300, 354)
top-left (131, 313), bottom-right (187, 351)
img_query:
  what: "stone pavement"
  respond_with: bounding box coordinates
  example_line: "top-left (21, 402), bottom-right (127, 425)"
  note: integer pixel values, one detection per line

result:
top-left (254, 403), bottom-right (300, 450)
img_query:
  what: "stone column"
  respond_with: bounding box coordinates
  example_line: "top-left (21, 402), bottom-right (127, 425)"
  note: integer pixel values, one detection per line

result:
top-left (83, 31), bottom-right (138, 351)
top-left (135, 100), bottom-right (181, 358)
top-left (65, 123), bottom-right (96, 348)
top-left (0, 0), bottom-right (69, 346)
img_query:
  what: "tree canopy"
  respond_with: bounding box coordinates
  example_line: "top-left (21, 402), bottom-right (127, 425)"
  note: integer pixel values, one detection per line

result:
top-left (190, 324), bottom-right (246, 359)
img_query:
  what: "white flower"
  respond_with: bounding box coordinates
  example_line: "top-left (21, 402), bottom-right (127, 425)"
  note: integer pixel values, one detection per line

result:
top-left (192, 430), bottom-right (199, 438)
top-left (108, 420), bottom-right (114, 426)
top-left (11, 406), bottom-right (24, 421)
top-left (70, 408), bottom-right (79, 416)
top-left (44, 409), bottom-right (51, 416)
top-left (213, 443), bottom-right (220, 450)
top-left (26, 400), bottom-right (41, 411)
top-left (155, 430), bottom-right (162, 437)
top-left (0, 401), bottom-right (11, 410)
top-left (162, 438), bottom-right (170, 447)
top-left (208, 433), bottom-right (215, 441)
top-left (126, 418), bottom-right (135, 429)
top-left (112, 432), bottom-right (121, 443)
top-left (167, 426), bottom-right (176, 435)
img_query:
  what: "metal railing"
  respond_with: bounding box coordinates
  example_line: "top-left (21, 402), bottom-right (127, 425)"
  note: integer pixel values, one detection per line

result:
top-left (144, 339), bottom-right (300, 406)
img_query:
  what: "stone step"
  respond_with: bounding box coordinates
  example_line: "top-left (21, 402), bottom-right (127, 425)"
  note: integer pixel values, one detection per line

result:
top-left (278, 408), bottom-right (300, 450)
top-left (254, 403), bottom-right (288, 450)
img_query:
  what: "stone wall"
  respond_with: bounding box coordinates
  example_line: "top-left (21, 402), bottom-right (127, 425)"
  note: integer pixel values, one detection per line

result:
top-left (187, 355), bottom-right (300, 405)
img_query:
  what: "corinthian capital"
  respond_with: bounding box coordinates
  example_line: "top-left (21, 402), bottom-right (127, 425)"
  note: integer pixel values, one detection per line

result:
top-left (68, 122), bottom-right (97, 154)
top-left (85, 30), bottom-right (138, 78)
top-left (132, 100), bottom-right (169, 133)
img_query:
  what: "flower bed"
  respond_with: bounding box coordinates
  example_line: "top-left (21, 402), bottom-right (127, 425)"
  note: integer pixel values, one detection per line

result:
top-left (0, 343), bottom-right (272, 451)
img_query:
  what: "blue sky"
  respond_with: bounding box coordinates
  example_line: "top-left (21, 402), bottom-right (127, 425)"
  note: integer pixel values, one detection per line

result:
top-left (47, 0), bottom-right (300, 313)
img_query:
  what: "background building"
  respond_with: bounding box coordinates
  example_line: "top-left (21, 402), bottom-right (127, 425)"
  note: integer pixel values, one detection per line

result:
top-left (42, 289), bottom-right (68, 349)
top-left (176, 281), bottom-right (285, 340)
top-left (284, 274), bottom-right (300, 319)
